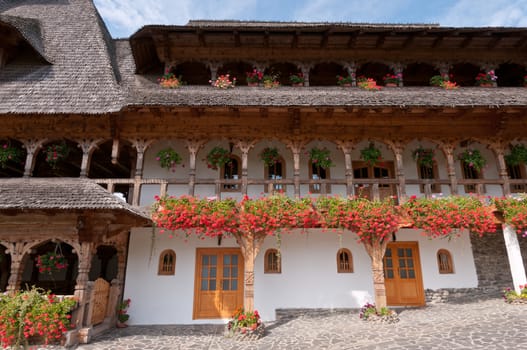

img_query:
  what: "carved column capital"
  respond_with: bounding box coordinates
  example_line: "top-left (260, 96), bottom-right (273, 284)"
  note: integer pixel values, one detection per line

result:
top-left (21, 139), bottom-right (46, 177)
top-left (77, 139), bottom-right (102, 177)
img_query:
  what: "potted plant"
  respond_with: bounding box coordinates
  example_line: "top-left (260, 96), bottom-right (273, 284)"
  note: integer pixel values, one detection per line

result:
top-left (210, 74), bottom-right (236, 89)
top-left (225, 308), bottom-right (264, 340)
top-left (412, 146), bottom-right (435, 169)
top-left (45, 142), bottom-right (69, 169)
top-left (382, 73), bottom-right (402, 87)
top-left (156, 148), bottom-right (182, 172)
top-left (475, 70), bottom-right (497, 87)
top-left (262, 74), bottom-right (280, 89)
top-left (35, 251), bottom-right (68, 274)
top-left (206, 146), bottom-right (231, 170)
top-left (505, 144), bottom-right (527, 166)
top-left (357, 77), bottom-right (381, 91)
top-left (289, 72), bottom-right (304, 87)
top-left (359, 302), bottom-right (399, 323)
top-left (336, 74), bottom-right (353, 87)
top-left (260, 147), bottom-right (280, 166)
top-left (0, 142), bottom-right (23, 168)
top-left (246, 69), bottom-right (263, 87)
top-left (309, 147), bottom-right (333, 169)
top-left (158, 70), bottom-right (184, 88)
top-left (116, 298), bottom-right (131, 327)
top-left (458, 148), bottom-right (486, 172)
top-left (360, 143), bottom-right (382, 166)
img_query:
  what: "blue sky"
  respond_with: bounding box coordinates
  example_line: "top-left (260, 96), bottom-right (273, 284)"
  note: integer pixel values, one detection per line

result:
top-left (94, 0), bottom-right (527, 38)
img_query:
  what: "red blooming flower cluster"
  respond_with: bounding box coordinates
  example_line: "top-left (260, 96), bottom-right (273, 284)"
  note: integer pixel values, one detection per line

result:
top-left (35, 252), bottom-right (68, 274)
top-left (494, 196), bottom-right (527, 236)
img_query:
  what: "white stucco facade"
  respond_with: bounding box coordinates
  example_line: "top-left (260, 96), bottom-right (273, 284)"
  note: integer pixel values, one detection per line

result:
top-left (123, 227), bottom-right (478, 325)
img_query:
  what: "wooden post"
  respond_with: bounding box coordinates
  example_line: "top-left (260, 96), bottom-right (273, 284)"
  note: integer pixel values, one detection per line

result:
top-left (131, 139), bottom-right (153, 206)
top-left (78, 139), bottom-right (101, 178)
top-left (185, 139), bottom-right (205, 196)
top-left (363, 239), bottom-right (391, 311)
top-left (490, 142), bottom-right (511, 196)
top-left (22, 139), bottom-right (45, 177)
top-left (388, 141), bottom-right (407, 203)
top-left (235, 232), bottom-right (266, 312)
top-left (503, 224), bottom-right (527, 294)
top-left (343, 62), bottom-right (357, 86)
top-left (235, 140), bottom-right (256, 196)
top-left (441, 142), bottom-right (459, 195)
top-left (337, 141), bottom-right (355, 197)
top-left (5, 242), bottom-right (28, 293)
top-left (286, 140), bottom-right (305, 198)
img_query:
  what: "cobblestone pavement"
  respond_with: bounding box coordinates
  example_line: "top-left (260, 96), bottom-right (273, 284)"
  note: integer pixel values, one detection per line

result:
top-left (73, 298), bottom-right (527, 350)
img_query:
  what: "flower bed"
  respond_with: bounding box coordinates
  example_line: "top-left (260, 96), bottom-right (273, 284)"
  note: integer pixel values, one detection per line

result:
top-left (503, 285), bottom-right (527, 304)
top-left (225, 308), bottom-right (265, 341)
top-left (359, 303), bottom-right (399, 324)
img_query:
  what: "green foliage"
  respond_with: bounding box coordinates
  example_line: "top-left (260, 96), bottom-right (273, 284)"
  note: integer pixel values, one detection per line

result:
top-left (360, 143), bottom-right (382, 166)
top-left (503, 285), bottom-right (527, 303)
top-left (309, 147), bottom-right (333, 169)
top-left (227, 308), bottom-right (261, 333)
top-left (260, 147), bottom-right (280, 166)
top-left (156, 148), bottom-right (182, 172)
top-left (45, 142), bottom-right (70, 169)
top-left (429, 74), bottom-right (449, 87)
top-left (412, 146), bottom-right (435, 169)
top-left (0, 142), bottom-right (23, 168)
top-left (505, 144), bottom-right (527, 166)
top-left (494, 195), bottom-right (527, 235)
top-left (206, 147), bottom-right (231, 170)
top-left (117, 298), bottom-right (131, 323)
top-left (0, 287), bottom-right (76, 349)
top-left (458, 148), bottom-right (486, 172)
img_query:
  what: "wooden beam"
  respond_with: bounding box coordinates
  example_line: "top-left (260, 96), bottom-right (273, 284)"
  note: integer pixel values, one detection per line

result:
top-left (233, 30), bottom-right (240, 47)
top-left (460, 35), bottom-right (474, 48)
top-left (347, 30), bottom-right (361, 48)
top-left (264, 31), bottom-right (270, 48)
top-left (487, 35), bottom-right (503, 49)
top-left (320, 29), bottom-right (332, 48)
top-left (515, 35), bottom-right (527, 48)
top-left (292, 30), bottom-right (300, 48)
top-left (197, 29), bottom-right (206, 47)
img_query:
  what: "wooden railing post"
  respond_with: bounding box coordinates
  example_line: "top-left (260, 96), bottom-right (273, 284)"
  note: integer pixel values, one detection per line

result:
top-left (185, 139), bottom-right (205, 196)
top-left (286, 140), bottom-right (305, 198)
top-left (337, 141), bottom-right (355, 197)
top-left (440, 142), bottom-right (459, 195)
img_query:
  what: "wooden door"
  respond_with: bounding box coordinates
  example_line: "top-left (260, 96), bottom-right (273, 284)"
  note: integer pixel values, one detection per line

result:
top-left (352, 161), bottom-right (395, 200)
top-left (193, 248), bottom-right (244, 319)
top-left (383, 242), bottom-right (425, 306)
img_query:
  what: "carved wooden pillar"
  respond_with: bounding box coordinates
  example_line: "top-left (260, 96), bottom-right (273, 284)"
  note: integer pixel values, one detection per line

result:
top-left (207, 61), bottom-right (220, 82)
top-left (337, 141), bottom-right (355, 197)
top-left (387, 141), bottom-right (407, 203)
top-left (391, 63), bottom-right (404, 87)
top-left (440, 142), bottom-right (458, 195)
top-left (436, 62), bottom-right (451, 78)
top-left (131, 139), bottom-right (153, 206)
top-left (185, 139), bottom-right (205, 196)
top-left (343, 62), bottom-right (357, 86)
top-left (111, 138), bottom-right (120, 164)
top-left (22, 139), bottom-right (45, 177)
top-left (235, 140), bottom-right (256, 196)
top-left (286, 140), bottom-right (305, 198)
top-left (74, 242), bottom-right (94, 328)
top-left (489, 142), bottom-right (511, 196)
top-left (78, 139), bottom-right (101, 178)
top-left (6, 242), bottom-right (29, 293)
top-left (298, 63), bottom-right (312, 87)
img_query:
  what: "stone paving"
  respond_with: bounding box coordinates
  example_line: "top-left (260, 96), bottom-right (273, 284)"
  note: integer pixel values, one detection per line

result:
top-left (72, 298), bottom-right (526, 350)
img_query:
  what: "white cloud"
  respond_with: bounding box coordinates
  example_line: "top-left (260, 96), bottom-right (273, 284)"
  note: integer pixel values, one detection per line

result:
top-left (440, 0), bottom-right (527, 26)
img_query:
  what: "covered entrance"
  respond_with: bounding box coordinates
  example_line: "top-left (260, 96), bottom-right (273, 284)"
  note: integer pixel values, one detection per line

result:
top-left (384, 241), bottom-right (425, 306)
top-left (193, 248), bottom-right (244, 319)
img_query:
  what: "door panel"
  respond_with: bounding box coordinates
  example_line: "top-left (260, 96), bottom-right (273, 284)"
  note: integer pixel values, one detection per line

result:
top-left (193, 248), bottom-right (244, 319)
top-left (384, 242), bottom-right (425, 306)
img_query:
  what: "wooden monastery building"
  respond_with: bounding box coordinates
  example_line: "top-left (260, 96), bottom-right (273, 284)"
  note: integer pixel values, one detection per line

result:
top-left (1, 0), bottom-right (527, 342)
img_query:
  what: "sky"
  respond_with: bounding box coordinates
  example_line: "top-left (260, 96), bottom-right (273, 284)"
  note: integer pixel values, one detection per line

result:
top-left (94, 0), bottom-right (527, 38)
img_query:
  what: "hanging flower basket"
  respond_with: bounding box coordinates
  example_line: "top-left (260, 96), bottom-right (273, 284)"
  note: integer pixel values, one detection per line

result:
top-left (45, 142), bottom-right (69, 169)
top-left (36, 249), bottom-right (68, 274)
top-left (360, 143), bottom-right (382, 166)
top-left (156, 148), bottom-right (182, 172)
top-left (260, 147), bottom-right (280, 166)
top-left (412, 146), bottom-right (435, 169)
top-left (458, 148), bottom-right (486, 172)
top-left (505, 144), bottom-right (527, 166)
top-left (0, 142), bottom-right (23, 168)
top-left (206, 146), bottom-right (231, 170)
top-left (309, 147), bottom-right (333, 169)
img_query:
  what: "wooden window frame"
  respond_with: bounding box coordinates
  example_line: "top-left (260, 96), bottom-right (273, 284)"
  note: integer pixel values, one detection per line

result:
top-left (417, 162), bottom-right (441, 194)
top-left (264, 156), bottom-right (286, 193)
top-left (461, 160), bottom-right (484, 193)
top-left (337, 248), bottom-right (353, 273)
top-left (507, 163), bottom-right (527, 193)
top-left (158, 249), bottom-right (176, 275)
top-left (264, 248), bottom-right (281, 274)
top-left (437, 249), bottom-right (454, 274)
top-left (220, 155), bottom-right (241, 192)
top-left (309, 163), bottom-right (331, 194)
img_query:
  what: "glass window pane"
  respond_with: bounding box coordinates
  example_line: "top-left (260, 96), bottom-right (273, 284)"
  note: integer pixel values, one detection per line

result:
top-left (232, 267), bottom-right (238, 277)
top-left (385, 249), bottom-right (392, 257)
top-left (407, 259), bottom-right (414, 268)
top-left (210, 267), bottom-right (216, 278)
top-left (211, 255), bottom-right (217, 265)
top-left (409, 270), bottom-right (415, 278)
top-left (400, 270), bottom-right (407, 279)
top-left (232, 255), bottom-right (238, 264)
top-left (385, 258), bottom-right (393, 268)
top-left (399, 259), bottom-right (406, 268)
top-left (386, 270), bottom-right (394, 278)
top-left (398, 248), bottom-right (404, 257)
top-left (201, 267), bottom-right (208, 278)
top-left (223, 280), bottom-right (230, 291)
top-left (232, 280), bottom-right (238, 290)
top-left (203, 256), bottom-right (209, 265)
top-left (201, 280), bottom-right (208, 291)
top-left (209, 280), bottom-right (216, 290)
top-left (406, 248), bottom-right (413, 257)
top-left (223, 267), bottom-right (230, 278)
top-left (224, 255), bottom-right (231, 265)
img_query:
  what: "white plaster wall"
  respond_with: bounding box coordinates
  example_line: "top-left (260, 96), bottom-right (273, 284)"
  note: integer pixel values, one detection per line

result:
top-left (124, 227), bottom-right (478, 325)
